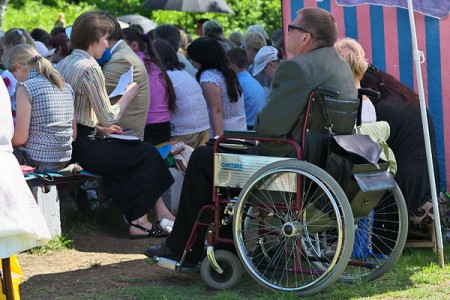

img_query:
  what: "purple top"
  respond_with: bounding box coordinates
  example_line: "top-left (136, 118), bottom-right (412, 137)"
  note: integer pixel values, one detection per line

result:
top-left (137, 52), bottom-right (170, 124)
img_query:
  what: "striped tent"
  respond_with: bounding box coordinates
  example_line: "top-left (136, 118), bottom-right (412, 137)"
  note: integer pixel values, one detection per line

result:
top-left (282, 0), bottom-right (450, 190)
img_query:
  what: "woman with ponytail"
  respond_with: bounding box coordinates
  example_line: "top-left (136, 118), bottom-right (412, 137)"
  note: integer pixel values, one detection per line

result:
top-left (6, 44), bottom-right (75, 172)
top-left (123, 26), bottom-right (176, 145)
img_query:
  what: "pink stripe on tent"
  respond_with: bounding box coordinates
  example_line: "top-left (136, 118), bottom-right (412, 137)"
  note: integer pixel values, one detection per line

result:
top-left (331, 1), bottom-right (346, 37)
top-left (304, 0), bottom-right (318, 9)
top-left (282, 0), bottom-right (291, 57)
top-left (383, 7), bottom-right (400, 78)
top-left (440, 17), bottom-right (450, 189)
top-left (357, 5), bottom-right (373, 61)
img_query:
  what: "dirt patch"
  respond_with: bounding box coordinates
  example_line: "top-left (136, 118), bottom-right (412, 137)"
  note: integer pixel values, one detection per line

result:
top-left (17, 232), bottom-right (197, 300)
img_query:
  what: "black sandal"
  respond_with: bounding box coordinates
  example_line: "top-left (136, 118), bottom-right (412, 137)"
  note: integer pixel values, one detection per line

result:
top-left (129, 223), bottom-right (168, 239)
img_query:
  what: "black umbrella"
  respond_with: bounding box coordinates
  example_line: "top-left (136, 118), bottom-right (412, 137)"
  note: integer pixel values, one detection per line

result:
top-left (142, 0), bottom-right (233, 13)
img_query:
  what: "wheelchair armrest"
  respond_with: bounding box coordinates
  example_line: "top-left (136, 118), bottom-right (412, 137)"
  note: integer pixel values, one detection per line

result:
top-left (223, 130), bottom-right (260, 138)
top-left (222, 130), bottom-right (289, 140)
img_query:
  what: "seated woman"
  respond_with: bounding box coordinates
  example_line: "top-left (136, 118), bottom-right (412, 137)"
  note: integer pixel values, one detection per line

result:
top-left (6, 44), bottom-right (75, 173)
top-left (153, 38), bottom-right (210, 148)
top-left (187, 37), bottom-right (246, 137)
top-left (334, 38), bottom-right (396, 174)
top-left (55, 11), bottom-right (175, 239)
top-left (49, 32), bottom-right (71, 64)
top-left (361, 64), bottom-right (442, 225)
top-left (334, 38), bottom-right (376, 123)
top-left (122, 26), bottom-right (176, 146)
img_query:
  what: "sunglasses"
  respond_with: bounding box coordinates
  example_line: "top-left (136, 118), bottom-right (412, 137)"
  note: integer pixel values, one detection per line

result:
top-left (288, 24), bottom-right (313, 37)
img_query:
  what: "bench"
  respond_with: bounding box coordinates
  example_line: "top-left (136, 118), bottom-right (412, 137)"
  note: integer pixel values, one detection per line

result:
top-left (25, 171), bottom-right (100, 237)
top-left (25, 167), bottom-right (184, 237)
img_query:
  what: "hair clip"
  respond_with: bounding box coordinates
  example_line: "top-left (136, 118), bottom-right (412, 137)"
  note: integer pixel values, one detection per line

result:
top-left (34, 55), bottom-right (42, 62)
top-left (367, 63), bottom-right (385, 86)
top-left (17, 29), bottom-right (24, 37)
top-left (141, 33), bottom-right (150, 43)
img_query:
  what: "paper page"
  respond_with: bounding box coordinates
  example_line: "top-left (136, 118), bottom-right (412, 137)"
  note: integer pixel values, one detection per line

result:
top-left (106, 134), bottom-right (140, 141)
top-left (108, 66), bottom-right (133, 98)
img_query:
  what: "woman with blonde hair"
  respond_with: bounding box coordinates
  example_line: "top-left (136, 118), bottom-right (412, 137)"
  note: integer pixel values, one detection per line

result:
top-left (6, 44), bottom-right (75, 172)
top-left (242, 31), bottom-right (267, 68)
top-left (334, 37), bottom-right (376, 123)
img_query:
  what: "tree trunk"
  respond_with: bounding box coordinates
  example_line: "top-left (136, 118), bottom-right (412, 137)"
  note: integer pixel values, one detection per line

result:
top-left (0, 0), bottom-right (8, 30)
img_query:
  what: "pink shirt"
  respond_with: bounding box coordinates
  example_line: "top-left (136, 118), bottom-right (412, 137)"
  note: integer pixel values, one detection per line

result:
top-left (137, 52), bottom-right (170, 124)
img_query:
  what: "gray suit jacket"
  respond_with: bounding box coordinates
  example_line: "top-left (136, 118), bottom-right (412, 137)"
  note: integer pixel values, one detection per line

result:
top-left (103, 41), bottom-right (150, 140)
top-left (254, 47), bottom-right (358, 157)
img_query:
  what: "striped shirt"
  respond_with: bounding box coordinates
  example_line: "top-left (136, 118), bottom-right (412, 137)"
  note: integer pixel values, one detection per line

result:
top-left (56, 49), bottom-right (121, 127)
top-left (20, 70), bottom-right (74, 163)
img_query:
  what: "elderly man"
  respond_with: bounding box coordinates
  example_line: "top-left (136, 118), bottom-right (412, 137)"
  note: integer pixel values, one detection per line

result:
top-left (144, 7), bottom-right (357, 264)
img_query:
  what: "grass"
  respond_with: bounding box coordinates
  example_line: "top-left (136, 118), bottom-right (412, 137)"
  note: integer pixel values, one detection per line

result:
top-left (26, 235), bottom-right (73, 254)
top-left (26, 199), bottom-right (450, 299)
top-left (72, 237), bottom-right (450, 300)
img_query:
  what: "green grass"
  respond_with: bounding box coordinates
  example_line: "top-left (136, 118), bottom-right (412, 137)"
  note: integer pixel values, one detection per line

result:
top-left (26, 235), bottom-right (73, 254)
top-left (30, 199), bottom-right (450, 299)
top-left (92, 243), bottom-right (450, 300)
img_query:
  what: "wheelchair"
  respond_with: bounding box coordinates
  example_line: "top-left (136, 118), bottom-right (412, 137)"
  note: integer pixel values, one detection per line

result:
top-left (153, 88), bottom-right (408, 296)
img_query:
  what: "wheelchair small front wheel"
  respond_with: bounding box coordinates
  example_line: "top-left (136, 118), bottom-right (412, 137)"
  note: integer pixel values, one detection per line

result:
top-left (200, 250), bottom-right (243, 290)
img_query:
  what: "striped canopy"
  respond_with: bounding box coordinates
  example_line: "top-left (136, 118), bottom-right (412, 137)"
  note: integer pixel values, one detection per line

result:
top-left (282, 0), bottom-right (450, 190)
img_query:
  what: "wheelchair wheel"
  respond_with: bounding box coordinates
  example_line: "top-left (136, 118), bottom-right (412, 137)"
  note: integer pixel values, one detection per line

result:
top-left (233, 159), bottom-right (354, 296)
top-left (200, 250), bottom-right (243, 290)
top-left (341, 184), bottom-right (408, 282)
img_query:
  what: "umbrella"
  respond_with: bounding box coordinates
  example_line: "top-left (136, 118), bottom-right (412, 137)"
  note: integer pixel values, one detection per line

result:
top-left (283, 0), bottom-right (449, 267)
top-left (117, 20), bottom-right (130, 29)
top-left (141, 0), bottom-right (234, 13)
top-left (117, 14), bottom-right (157, 33)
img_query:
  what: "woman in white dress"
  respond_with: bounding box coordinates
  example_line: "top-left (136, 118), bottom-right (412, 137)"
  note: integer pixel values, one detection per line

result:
top-left (0, 72), bottom-right (51, 259)
top-left (187, 37), bottom-right (246, 137)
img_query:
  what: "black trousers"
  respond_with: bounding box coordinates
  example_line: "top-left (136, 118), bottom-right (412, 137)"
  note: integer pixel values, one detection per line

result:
top-left (72, 125), bottom-right (174, 221)
top-left (166, 146), bottom-right (214, 261)
top-left (144, 121), bottom-right (171, 146)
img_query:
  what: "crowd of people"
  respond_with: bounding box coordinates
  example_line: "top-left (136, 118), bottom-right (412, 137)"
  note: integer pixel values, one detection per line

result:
top-left (0, 8), bottom-right (442, 260)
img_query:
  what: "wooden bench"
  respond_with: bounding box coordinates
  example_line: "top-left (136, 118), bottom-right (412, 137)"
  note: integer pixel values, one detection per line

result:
top-left (405, 221), bottom-right (437, 252)
top-left (25, 171), bottom-right (100, 237)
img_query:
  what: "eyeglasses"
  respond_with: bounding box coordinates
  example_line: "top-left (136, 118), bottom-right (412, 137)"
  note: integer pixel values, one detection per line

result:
top-left (288, 24), bottom-right (313, 37)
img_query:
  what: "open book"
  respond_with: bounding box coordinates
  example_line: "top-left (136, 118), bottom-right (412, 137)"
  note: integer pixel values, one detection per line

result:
top-left (104, 134), bottom-right (140, 143)
top-left (108, 66), bottom-right (133, 98)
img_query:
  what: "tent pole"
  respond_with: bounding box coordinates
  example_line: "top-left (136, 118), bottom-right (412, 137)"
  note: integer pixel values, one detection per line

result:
top-left (407, 0), bottom-right (445, 268)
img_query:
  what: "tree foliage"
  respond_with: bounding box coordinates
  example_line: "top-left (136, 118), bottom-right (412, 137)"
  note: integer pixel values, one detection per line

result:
top-left (2, 0), bottom-right (282, 37)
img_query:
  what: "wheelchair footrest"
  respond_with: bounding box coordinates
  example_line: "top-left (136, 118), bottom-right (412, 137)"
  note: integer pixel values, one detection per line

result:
top-left (155, 256), bottom-right (199, 272)
top-left (155, 257), bottom-right (179, 270)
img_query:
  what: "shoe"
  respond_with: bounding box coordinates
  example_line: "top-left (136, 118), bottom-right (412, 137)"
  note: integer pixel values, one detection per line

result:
top-left (144, 243), bottom-right (179, 259)
top-left (157, 218), bottom-right (174, 234)
top-left (129, 223), bottom-right (168, 239)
